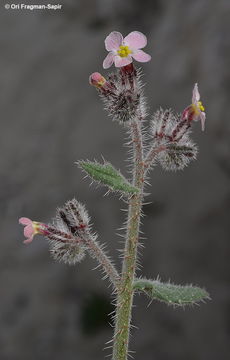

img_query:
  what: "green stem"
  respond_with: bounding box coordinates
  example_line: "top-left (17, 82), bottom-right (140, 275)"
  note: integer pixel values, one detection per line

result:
top-left (112, 120), bottom-right (144, 360)
top-left (83, 231), bottom-right (120, 289)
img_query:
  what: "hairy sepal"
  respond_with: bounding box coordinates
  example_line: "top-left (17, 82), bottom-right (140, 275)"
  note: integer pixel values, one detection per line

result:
top-left (157, 142), bottom-right (198, 171)
top-left (98, 66), bottom-right (147, 124)
top-left (133, 278), bottom-right (210, 306)
top-left (150, 108), bottom-right (198, 171)
top-left (78, 160), bottom-right (139, 195)
top-left (47, 198), bottom-right (89, 265)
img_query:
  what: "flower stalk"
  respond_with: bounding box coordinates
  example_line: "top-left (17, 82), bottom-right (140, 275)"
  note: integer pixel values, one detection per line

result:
top-left (112, 118), bottom-right (145, 360)
top-left (144, 144), bottom-right (167, 173)
top-left (83, 230), bottom-right (120, 289)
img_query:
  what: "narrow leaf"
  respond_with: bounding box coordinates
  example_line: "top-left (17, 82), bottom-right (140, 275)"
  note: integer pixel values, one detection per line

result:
top-left (133, 278), bottom-right (210, 306)
top-left (78, 161), bottom-right (139, 195)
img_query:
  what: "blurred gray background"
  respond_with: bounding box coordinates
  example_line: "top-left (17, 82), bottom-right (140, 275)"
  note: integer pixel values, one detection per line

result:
top-left (0, 0), bottom-right (230, 359)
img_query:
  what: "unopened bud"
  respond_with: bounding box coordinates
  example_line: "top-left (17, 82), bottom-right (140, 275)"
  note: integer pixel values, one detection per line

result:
top-left (89, 72), bottom-right (106, 88)
top-left (48, 198), bottom-right (90, 265)
top-left (57, 198), bottom-right (90, 235)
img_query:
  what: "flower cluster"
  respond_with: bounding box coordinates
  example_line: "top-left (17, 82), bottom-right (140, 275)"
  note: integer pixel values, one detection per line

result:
top-left (19, 30), bottom-right (207, 265)
top-left (89, 63), bottom-right (146, 124)
top-left (89, 30), bottom-right (206, 133)
top-left (88, 31), bottom-right (152, 124)
top-left (149, 84), bottom-right (204, 170)
top-left (19, 199), bottom-right (90, 265)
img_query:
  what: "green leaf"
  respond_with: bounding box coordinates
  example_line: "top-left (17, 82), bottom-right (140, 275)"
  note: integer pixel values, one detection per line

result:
top-left (78, 161), bottom-right (139, 195)
top-left (133, 278), bottom-right (210, 306)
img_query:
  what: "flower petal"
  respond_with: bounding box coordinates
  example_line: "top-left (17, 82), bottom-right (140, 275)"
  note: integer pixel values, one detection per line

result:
top-left (200, 112), bottom-right (206, 131)
top-left (23, 237), bottom-right (33, 245)
top-left (192, 83), bottom-right (200, 104)
top-left (131, 50), bottom-right (151, 63)
top-left (103, 52), bottom-right (115, 69)
top-left (114, 55), bottom-right (132, 68)
top-left (24, 224), bottom-right (34, 238)
top-left (19, 217), bottom-right (32, 225)
top-left (124, 31), bottom-right (147, 49)
top-left (105, 31), bottom-right (123, 51)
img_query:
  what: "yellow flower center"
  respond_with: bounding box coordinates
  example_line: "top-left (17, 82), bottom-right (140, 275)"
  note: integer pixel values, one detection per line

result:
top-left (192, 101), bottom-right (205, 114)
top-left (198, 101), bottom-right (205, 112)
top-left (33, 222), bottom-right (42, 235)
top-left (117, 45), bottom-right (132, 58)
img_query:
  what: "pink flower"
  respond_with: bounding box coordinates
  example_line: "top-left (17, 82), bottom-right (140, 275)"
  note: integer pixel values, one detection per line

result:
top-left (103, 31), bottom-right (151, 69)
top-left (19, 217), bottom-right (47, 244)
top-left (182, 83), bottom-right (206, 131)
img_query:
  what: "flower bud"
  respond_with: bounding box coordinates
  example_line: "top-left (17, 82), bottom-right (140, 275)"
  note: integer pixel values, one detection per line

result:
top-left (19, 199), bottom-right (92, 265)
top-left (157, 141), bottom-right (198, 171)
top-left (89, 72), bottom-right (106, 88)
top-left (57, 198), bottom-right (90, 235)
top-left (94, 65), bottom-right (146, 124)
top-left (48, 198), bottom-right (90, 265)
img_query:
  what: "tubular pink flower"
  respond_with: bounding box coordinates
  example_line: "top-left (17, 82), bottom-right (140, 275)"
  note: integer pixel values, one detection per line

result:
top-left (103, 31), bottom-right (151, 69)
top-left (19, 217), bottom-right (47, 244)
top-left (182, 83), bottom-right (206, 131)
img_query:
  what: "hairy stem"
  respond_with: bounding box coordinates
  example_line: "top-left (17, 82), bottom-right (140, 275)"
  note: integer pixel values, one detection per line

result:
top-left (112, 120), bottom-right (144, 360)
top-left (83, 231), bottom-right (120, 288)
top-left (144, 144), bottom-right (167, 173)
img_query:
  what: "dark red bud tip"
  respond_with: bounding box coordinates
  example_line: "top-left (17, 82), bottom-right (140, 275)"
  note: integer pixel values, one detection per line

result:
top-left (89, 72), bottom-right (106, 87)
top-left (120, 63), bottom-right (136, 76)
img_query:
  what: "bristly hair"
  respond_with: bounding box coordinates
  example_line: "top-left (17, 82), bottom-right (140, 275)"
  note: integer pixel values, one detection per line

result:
top-left (149, 108), bottom-right (198, 171)
top-left (47, 198), bottom-right (90, 265)
top-left (98, 66), bottom-right (147, 124)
